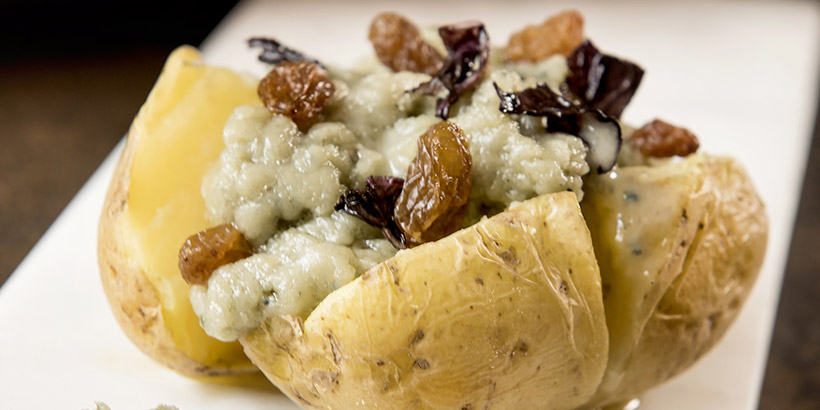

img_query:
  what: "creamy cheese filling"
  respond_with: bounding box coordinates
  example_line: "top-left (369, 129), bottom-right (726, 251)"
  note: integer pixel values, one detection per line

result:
top-left (192, 55), bottom-right (594, 342)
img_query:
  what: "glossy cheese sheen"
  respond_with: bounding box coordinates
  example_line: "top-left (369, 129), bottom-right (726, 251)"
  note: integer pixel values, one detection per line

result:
top-left (584, 160), bottom-right (701, 395)
top-left (580, 155), bottom-right (768, 407)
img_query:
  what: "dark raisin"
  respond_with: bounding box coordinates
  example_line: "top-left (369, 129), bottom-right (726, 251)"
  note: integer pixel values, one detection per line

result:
top-left (505, 10), bottom-right (585, 62)
top-left (178, 224), bottom-right (252, 286)
top-left (630, 119), bottom-right (700, 157)
top-left (411, 21), bottom-right (490, 119)
top-left (394, 121), bottom-right (472, 247)
top-left (257, 61), bottom-right (335, 130)
top-left (369, 12), bottom-right (444, 76)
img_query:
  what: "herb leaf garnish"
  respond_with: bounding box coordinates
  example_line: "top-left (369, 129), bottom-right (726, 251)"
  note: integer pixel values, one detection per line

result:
top-left (412, 21), bottom-right (490, 119)
top-left (248, 37), bottom-right (321, 66)
top-left (494, 82), bottom-right (622, 173)
top-left (566, 40), bottom-right (644, 119)
top-left (335, 176), bottom-right (408, 249)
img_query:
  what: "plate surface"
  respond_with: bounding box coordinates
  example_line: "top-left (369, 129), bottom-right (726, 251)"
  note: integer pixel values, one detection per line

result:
top-left (0, 1), bottom-right (818, 409)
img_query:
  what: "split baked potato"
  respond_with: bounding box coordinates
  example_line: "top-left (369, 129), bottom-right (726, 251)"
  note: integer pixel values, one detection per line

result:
top-left (98, 46), bottom-right (260, 379)
top-left (98, 20), bottom-right (767, 410)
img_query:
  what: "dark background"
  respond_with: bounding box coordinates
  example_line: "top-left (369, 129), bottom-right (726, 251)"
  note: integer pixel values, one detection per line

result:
top-left (0, 2), bottom-right (817, 409)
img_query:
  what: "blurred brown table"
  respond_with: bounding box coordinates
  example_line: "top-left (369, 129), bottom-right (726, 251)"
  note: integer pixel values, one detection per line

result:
top-left (0, 4), bottom-right (818, 409)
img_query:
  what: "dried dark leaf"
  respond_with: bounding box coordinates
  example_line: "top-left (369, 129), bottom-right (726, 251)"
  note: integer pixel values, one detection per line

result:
top-left (566, 40), bottom-right (644, 118)
top-left (411, 21), bottom-right (490, 119)
top-left (494, 82), bottom-right (622, 173)
top-left (335, 176), bottom-right (407, 249)
top-left (248, 37), bottom-right (321, 66)
top-left (494, 82), bottom-right (578, 118)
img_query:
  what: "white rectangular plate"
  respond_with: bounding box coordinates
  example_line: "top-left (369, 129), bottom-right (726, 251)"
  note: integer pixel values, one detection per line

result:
top-left (1, 1), bottom-right (818, 409)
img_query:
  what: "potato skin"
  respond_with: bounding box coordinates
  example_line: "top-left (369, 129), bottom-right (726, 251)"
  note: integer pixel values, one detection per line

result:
top-left (580, 155), bottom-right (768, 407)
top-left (97, 47), bottom-right (259, 379)
top-left (99, 128), bottom-right (211, 377)
top-left (241, 192), bottom-right (609, 410)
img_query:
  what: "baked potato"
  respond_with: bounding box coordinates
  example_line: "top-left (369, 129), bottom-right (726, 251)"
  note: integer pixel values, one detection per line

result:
top-left (98, 46), bottom-right (261, 379)
top-left (238, 154), bottom-right (766, 409)
top-left (98, 13), bottom-right (767, 409)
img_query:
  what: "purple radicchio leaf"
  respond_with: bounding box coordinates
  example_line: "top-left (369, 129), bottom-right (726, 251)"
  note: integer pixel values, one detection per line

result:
top-left (334, 176), bottom-right (408, 249)
top-left (411, 21), bottom-right (490, 119)
top-left (494, 82), bottom-right (622, 173)
top-left (566, 40), bottom-right (644, 119)
top-left (494, 82), bottom-right (579, 118)
top-left (248, 37), bottom-right (322, 66)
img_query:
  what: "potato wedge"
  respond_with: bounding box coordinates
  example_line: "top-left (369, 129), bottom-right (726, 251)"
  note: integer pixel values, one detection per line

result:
top-left (98, 46), bottom-right (262, 378)
top-left (580, 155), bottom-right (768, 407)
top-left (241, 192), bottom-right (609, 409)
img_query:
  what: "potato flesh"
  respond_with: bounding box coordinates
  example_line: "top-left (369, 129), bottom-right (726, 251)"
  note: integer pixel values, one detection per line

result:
top-left (580, 155), bottom-right (768, 406)
top-left (241, 192), bottom-right (609, 410)
top-left (125, 46), bottom-right (260, 368)
top-left (582, 160), bottom-right (701, 396)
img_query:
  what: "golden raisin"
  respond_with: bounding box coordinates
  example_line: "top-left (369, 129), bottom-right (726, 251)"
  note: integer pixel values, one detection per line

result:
top-left (505, 10), bottom-right (585, 62)
top-left (178, 223), bottom-right (253, 286)
top-left (630, 119), bottom-right (700, 158)
top-left (257, 61), bottom-right (335, 129)
top-left (369, 12), bottom-right (445, 76)
top-left (394, 121), bottom-right (472, 247)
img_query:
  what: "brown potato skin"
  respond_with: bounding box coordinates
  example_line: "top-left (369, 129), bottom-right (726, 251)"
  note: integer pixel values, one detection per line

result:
top-left (98, 128), bottom-right (258, 379)
top-left (98, 129), bottom-right (197, 375)
top-left (580, 156), bottom-right (768, 407)
top-left (241, 193), bottom-right (610, 410)
top-left (614, 157), bottom-right (767, 400)
top-left (97, 46), bottom-right (260, 379)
